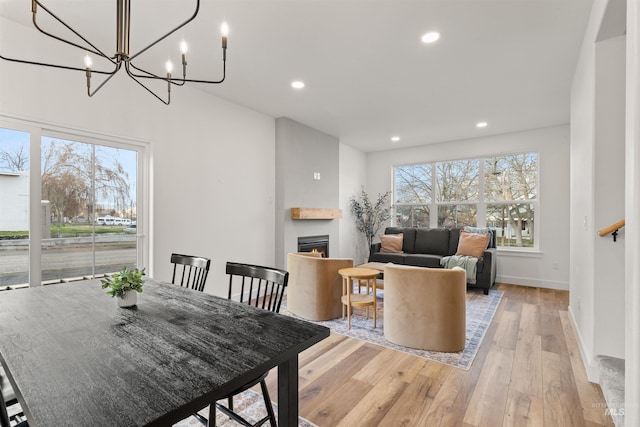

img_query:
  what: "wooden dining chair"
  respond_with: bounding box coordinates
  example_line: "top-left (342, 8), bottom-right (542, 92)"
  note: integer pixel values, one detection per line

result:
top-left (206, 262), bottom-right (289, 427)
top-left (170, 253), bottom-right (211, 292)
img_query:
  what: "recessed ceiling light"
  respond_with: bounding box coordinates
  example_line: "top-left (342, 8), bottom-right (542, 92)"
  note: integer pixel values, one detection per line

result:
top-left (476, 122), bottom-right (488, 128)
top-left (421, 32), bottom-right (440, 44)
top-left (291, 81), bottom-right (305, 89)
top-left (391, 136), bottom-right (400, 142)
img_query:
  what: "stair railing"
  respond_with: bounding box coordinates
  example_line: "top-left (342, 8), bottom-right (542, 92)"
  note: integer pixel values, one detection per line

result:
top-left (598, 219), bottom-right (625, 242)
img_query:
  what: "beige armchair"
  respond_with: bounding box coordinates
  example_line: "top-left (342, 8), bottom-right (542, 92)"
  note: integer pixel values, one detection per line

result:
top-left (383, 264), bottom-right (466, 352)
top-left (286, 253), bottom-right (354, 321)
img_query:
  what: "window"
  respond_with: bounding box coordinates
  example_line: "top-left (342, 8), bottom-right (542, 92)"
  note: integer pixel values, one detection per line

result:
top-left (393, 152), bottom-right (538, 249)
top-left (394, 164), bottom-right (431, 227)
top-left (40, 136), bottom-right (138, 283)
top-left (484, 153), bottom-right (537, 248)
top-left (0, 119), bottom-right (147, 288)
top-left (0, 128), bottom-right (30, 288)
top-left (436, 159), bottom-right (479, 228)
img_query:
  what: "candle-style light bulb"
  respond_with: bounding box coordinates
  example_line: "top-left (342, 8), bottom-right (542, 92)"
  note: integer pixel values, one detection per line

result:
top-left (221, 21), bottom-right (229, 53)
top-left (84, 54), bottom-right (92, 96)
top-left (166, 59), bottom-right (172, 96)
top-left (180, 40), bottom-right (188, 71)
top-left (220, 21), bottom-right (229, 37)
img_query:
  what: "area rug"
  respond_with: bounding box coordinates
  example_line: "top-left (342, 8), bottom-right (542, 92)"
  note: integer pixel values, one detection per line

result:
top-left (174, 389), bottom-right (318, 426)
top-left (281, 288), bottom-right (503, 370)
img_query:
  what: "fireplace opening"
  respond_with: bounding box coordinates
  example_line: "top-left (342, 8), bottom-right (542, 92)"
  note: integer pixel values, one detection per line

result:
top-left (297, 235), bottom-right (329, 258)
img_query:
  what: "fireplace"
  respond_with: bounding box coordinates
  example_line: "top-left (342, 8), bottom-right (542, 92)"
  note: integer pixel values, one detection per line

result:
top-left (297, 235), bottom-right (329, 257)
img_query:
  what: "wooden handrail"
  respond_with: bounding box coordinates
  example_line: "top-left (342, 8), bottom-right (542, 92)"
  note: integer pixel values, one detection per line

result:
top-left (598, 219), bottom-right (625, 242)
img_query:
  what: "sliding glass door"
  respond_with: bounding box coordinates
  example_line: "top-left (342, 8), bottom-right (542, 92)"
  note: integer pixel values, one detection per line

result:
top-left (40, 136), bottom-right (138, 283)
top-left (0, 120), bottom-right (146, 288)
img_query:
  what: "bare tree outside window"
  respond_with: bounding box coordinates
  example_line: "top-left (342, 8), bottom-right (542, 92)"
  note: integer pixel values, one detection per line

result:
top-left (437, 204), bottom-right (478, 228)
top-left (436, 159), bottom-right (479, 202)
top-left (394, 165), bottom-right (431, 227)
top-left (485, 153), bottom-right (537, 247)
top-left (41, 140), bottom-right (131, 228)
top-left (0, 144), bottom-right (29, 172)
top-left (436, 159), bottom-right (479, 227)
top-left (392, 152), bottom-right (538, 248)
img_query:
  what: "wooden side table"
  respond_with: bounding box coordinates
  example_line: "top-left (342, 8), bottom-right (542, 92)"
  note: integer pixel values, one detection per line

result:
top-left (355, 261), bottom-right (387, 290)
top-left (338, 267), bottom-right (380, 329)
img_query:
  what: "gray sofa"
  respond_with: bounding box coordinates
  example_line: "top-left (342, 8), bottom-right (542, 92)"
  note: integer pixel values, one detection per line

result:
top-left (369, 227), bottom-right (497, 294)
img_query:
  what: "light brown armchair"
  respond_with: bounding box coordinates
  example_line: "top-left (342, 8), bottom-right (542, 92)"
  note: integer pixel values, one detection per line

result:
top-left (286, 253), bottom-right (354, 321)
top-left (383, 264), bottom-right (466, 352)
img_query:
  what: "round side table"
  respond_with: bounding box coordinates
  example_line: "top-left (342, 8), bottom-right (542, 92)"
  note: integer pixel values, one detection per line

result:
top-left (338, 267), bottom-right (380, 329)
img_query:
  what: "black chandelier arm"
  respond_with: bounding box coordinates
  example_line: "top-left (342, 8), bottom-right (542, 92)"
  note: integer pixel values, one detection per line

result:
top-left (32, 0), bottom-right (116, 64)
top-left (0, 52), bottom-right (116, 75)
top-left (124, 65), bottom-right (170, 105)
top-left (88, 66), bottom-right (121, 98)
top-left (128, 62), bottom-right (186, 87)
top-left (128, 0), bottom-right (200, 62)
top-left (130, 59), bottom-right (226, 85)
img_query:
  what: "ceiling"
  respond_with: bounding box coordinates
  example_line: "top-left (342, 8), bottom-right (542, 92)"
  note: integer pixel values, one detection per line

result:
top-left (0, 0), bottom-right (593, 152)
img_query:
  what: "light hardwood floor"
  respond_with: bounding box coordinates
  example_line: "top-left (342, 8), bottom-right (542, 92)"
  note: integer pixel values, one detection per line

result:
top-left (265, 283), bottom-right (614, 426)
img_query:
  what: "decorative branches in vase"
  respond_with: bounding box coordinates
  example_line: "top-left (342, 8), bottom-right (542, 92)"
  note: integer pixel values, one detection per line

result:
top-left (349, 190), bottom-right (391, 258)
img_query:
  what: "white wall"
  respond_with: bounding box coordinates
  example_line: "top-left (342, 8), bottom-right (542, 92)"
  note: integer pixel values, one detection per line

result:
top-left (569, 2), bottom-right (600, 376)
top-left (594, 35), bottom-right (626, 359)
top-left (0, 17), bottom-right (276, 297)
top-left (275, 118), bottom-right (341, 269)
top-left (569, 0), bottom-right (628, 381)
top-left (626, 2), bottom-right (640, 424)
top-left (366, 125), bottom-right (570, 290)
top-left (338, 143), bottom-right (367, 264)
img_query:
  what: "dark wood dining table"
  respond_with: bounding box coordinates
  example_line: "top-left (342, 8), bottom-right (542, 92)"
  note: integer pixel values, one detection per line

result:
top-left (0, 278), bottom-right (329, 426)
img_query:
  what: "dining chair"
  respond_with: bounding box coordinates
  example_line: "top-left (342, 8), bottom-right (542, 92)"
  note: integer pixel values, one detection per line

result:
top-left (170, 253), bottom-right (211, 292)
top-left (208, 262), bottom-right (289, 427)
top-left (169, 253), bottom-right (212, 427)
top-left (1, 366), bottom-right (28, 427)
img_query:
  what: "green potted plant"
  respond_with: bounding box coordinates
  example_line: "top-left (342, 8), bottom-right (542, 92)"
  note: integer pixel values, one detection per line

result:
top-left (349, 189), bottom-right (391, 259)
top-left (101, 266), bottom-right (145, 307)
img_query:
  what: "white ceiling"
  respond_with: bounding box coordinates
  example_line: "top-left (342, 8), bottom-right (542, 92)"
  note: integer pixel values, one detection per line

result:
top-left (0, 0), bottom-right (593, 152)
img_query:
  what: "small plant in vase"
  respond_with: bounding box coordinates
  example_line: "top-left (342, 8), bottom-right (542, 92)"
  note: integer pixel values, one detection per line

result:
top-left (101, 266), bottom-right (145, 307)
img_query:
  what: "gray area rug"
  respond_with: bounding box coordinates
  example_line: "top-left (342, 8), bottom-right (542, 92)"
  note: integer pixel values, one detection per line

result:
top-left (281, 288), bottom-right (503, 370)
top-left (174, 389), bottom-right (318, 426)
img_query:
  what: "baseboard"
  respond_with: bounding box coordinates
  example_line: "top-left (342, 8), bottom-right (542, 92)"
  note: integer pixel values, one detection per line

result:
top-left (568, 305), bottom-right (600, 383)
top-left (496, 274), bottom-right (569, 290)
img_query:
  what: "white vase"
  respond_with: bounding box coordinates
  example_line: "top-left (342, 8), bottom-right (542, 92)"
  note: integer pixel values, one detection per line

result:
top-left (117, 290), bottom-right (137, 308)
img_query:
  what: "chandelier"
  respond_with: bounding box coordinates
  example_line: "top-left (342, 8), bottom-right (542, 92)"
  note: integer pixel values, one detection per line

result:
top-left (0, 0), bottom-right (228, 105)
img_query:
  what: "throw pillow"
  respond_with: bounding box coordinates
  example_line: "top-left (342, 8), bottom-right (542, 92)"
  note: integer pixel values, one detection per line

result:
top-left (380, 233), bottom-right (404, 253)
top-left (455, 231), bottom-right (490, 258)
top-left (464, 226), bottom-right (494, 248)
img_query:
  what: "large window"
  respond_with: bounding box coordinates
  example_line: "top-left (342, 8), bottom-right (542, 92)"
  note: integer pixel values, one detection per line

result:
top-left (40, 136), bottom-right (138, 283)
top-left (394, 152), bottom-right (538, 249)
top-left (0, 128), bottom-right (30, 287)
top-left (0, 120), bottom-right (146, 288)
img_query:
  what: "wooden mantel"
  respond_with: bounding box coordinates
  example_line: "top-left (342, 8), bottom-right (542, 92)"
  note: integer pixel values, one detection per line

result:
top-left (291, 208), bottom-right (342, 220)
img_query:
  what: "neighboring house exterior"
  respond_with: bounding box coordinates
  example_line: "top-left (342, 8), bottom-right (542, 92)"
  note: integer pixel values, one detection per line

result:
top-left (0, 171), bottom-right (28, 231)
